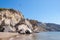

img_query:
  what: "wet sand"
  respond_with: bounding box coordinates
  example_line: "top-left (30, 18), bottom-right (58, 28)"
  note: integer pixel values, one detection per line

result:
top-left (0, 32), bottom-right (18, 40)
top-left (0, 32), bottom-right (37, 40)
top-left (0, 32), bottom-right (43, 40)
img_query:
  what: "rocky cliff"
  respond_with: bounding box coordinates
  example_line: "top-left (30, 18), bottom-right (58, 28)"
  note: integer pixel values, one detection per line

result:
top-left (0, 8), bottom-right (60, 34)
top-left (0, 8), bottom-right (33, 34)
top-left (28, 19), bottom-right (60, 32)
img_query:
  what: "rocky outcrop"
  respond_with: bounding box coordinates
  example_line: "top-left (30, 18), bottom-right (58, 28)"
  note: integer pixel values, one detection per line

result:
top-left (0, 8), bottom-right (33, 34)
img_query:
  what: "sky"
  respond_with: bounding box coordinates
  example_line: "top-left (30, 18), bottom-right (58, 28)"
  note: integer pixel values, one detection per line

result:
top-left (0, 0), bottom-right (60, 24)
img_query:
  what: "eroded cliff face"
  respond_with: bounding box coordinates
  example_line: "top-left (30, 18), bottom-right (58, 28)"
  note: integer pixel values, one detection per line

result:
top-left (0, 8), bottom-right (33, 34)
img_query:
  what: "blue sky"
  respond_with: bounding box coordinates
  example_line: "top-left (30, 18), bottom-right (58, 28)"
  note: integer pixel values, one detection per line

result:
top-left (0, 0), bottom-right (60, 24)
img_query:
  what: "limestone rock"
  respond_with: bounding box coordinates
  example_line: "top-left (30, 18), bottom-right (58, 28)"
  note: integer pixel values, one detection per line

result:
top-left (0, 8), bottom-right (33, 34)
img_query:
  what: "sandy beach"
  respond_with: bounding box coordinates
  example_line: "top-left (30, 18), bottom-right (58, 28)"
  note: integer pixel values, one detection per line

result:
top-left (0, 32), bottom-right (18, 40)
